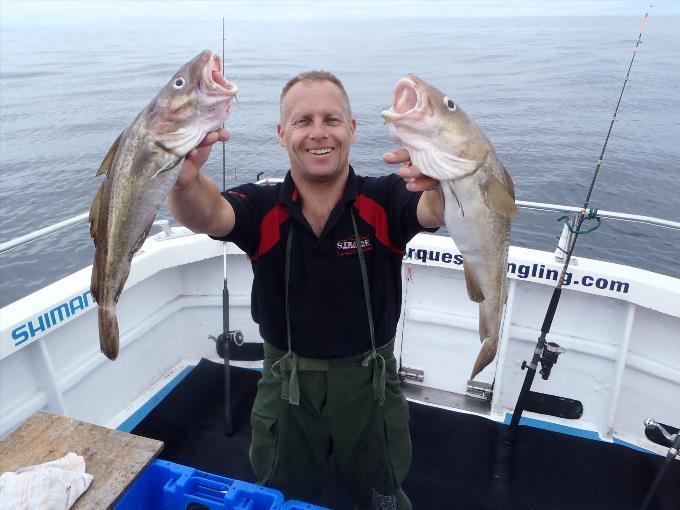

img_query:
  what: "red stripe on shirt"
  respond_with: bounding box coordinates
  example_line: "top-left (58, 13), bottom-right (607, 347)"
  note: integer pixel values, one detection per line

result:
top-left (252, 204), bottom-right (290, 260)
top-left (354, 194), bottom-right (403, 254)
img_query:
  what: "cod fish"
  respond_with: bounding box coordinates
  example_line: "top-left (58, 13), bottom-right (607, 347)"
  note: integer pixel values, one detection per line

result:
top-left (90, 50), bottom-right (238, 360)
top-left (382, 75), bottom-right (518, 379)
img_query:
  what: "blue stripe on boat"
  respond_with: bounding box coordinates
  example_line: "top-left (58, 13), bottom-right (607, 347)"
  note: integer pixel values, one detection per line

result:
top-left (613, 437), bottom-right (656, 455)
top-left (503, 413), bottom-right (657, 455)
top-left (503, 413), bottom-right (601, 440)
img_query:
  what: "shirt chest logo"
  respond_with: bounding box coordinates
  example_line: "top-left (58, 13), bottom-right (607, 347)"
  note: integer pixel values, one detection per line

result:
top-left (336, 235), bottom-right (373, 256)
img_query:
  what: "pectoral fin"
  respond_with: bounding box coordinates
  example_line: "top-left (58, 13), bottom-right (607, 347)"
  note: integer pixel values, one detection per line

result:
top-left (89, 184), bottom-right (104, 245)
top-left (446, 181), bottom-right (464, 217)
top-left (96, 129), bottom-right (126, 177)
top-left (480, 173), bottom-right (519, 219)
top-left (150, 157), bottom-right (182, 180)
top-left (501, 163), bottom-right (516, 200)
top-left (463, 261), bottom-right (485, 303)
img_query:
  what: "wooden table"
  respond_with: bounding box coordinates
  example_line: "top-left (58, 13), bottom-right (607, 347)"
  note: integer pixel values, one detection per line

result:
top-left (0, 410), bottom-right (163, 509)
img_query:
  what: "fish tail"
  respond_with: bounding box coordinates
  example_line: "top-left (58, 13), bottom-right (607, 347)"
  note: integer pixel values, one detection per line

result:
top-left (98, 306), bottom-right (119, 360)
top-left (470, 336), bottom-right (498, 379)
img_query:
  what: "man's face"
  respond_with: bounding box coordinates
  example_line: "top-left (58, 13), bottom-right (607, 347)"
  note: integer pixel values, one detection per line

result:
top-left (277, 80), bottom-right (356, 184)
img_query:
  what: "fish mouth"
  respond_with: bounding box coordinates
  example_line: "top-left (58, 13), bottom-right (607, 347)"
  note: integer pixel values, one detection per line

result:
top-left (202, 51), bottom-right (238, 97)
top-left (381, 77), bottom-right (426, 122)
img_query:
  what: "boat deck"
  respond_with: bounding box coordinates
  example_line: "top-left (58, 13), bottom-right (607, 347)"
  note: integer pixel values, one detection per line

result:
top-left (129, 359), bottom-right (680, 509)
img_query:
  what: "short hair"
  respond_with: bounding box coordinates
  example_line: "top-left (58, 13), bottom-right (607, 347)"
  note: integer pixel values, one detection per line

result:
top-left (280, 71), bottom-right (352, 120)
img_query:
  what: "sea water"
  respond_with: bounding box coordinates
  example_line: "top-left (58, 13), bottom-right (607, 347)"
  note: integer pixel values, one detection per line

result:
top-left (1, 16), bottom-right (678, 306)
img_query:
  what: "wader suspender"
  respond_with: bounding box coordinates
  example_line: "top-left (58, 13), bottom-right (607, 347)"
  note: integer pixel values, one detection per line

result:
top-left (271, 209), bottom-right (386, 406)
top-left (271, 224), bottom-right (300, 405)
top-left (351, 209), bottom-right (387, 405)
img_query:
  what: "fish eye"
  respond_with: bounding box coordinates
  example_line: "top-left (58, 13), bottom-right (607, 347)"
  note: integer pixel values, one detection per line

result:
top-left (443, 96), bottom-right (456, 111)
top-left (173, 78), bottom-right (185, 89)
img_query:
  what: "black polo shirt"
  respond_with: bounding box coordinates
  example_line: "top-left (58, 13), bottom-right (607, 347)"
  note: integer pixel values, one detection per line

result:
top-left (213, 166), bottom-right (434, 359)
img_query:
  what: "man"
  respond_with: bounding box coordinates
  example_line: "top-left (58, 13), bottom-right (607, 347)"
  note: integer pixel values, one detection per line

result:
top-left (168, 71), bottom-right (443, 509)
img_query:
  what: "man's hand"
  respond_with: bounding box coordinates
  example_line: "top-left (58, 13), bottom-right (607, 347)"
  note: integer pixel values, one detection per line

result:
top-left (175, 128), bottom-right (231, 189)
top-left (168, 127), bottom-right (236, 237)
top-left (383, 148), bottom-right (444, 228)
top-left (383, 148), bottom-right (439, 192)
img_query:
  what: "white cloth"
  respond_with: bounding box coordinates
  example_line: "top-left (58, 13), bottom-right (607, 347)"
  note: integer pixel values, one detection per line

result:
top-left (0, 452), bottom-right (93, 510)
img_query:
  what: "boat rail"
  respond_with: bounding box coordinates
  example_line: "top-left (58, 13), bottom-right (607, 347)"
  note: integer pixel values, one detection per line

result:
top-left (0, 217), bottom-right (173, 254)
top-left (1, 201), bottom-right (679, 255)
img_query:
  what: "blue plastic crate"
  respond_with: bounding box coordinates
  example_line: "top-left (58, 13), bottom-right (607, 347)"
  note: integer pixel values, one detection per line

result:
top-left (281, 502), bottom-right (330, 510)
top-left (114, 459), bottom-right (284, 510)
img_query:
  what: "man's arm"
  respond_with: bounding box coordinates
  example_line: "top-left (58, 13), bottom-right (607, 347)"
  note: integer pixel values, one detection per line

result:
top-left (414, 188), bottom-right (445, 229)
top-left (383, 149), bottom-right (444, 229)
top-left (168, 129), bottom-right (236, 237)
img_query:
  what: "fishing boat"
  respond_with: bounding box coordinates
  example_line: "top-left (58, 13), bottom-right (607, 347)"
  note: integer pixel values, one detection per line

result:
top-left (1, 8), bottom-right (679, 508)
top-left (0, 191), bottom-right (678, 509)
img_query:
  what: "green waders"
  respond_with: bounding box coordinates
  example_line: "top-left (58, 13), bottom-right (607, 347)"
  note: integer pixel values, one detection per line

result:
top-left (249, 211), bottom-right (413, 509)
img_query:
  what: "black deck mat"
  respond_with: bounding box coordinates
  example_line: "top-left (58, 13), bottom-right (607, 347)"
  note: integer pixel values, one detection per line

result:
top-left (132, 359), bottom-right (680, 509)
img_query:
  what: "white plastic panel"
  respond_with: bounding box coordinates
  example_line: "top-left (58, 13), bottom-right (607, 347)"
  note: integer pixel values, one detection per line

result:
top-left (614, 306), bottom-right (680, 446)
top-left (0, 347), bottom-right (47, 435)
top-left (400, 264), bottom-right (498, 394)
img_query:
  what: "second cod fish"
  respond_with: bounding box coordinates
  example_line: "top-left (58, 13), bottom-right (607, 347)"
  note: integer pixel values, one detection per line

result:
top-left (90, 49), bottom-right (238, 360)
top-left (382, 75), bottom-right (518, 379)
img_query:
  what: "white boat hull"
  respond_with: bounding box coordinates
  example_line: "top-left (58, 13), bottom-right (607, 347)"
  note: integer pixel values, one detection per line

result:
top-left (1, 229), bottom-right (678, 458)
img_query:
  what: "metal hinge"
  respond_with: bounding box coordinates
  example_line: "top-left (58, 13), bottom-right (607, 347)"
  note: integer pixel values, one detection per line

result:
top-left (399, 366), bottom-right (424, 383)
top-left (466, 380), bottom-right (493, 401)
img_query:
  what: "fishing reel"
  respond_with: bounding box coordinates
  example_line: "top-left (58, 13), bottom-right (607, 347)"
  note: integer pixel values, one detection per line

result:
top-left (644, 419), bottom-right (680, 454)
top-left (209, 331), bottom-right (244, 359)
top-left (521, 341), bottom-right (565, 380)
top-left (538, 342), bottom-right (565, 380)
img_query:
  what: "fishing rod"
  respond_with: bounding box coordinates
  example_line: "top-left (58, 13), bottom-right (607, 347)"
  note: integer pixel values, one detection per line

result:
top-left (210, 15), bottom-right (240, 436)
top-left (504, 11), bottom-right (650, 446)
top-left (215, 16), bottom-right (246, 437)
top-left (209, 17), bottom-right (247, 436)
top-left (220, 15), bottom-right (234, 436)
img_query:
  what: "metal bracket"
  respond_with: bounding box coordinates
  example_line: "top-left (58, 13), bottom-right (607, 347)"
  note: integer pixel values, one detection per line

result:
top-left (398, 366), bottom-right (424, 383)
top-left (555, 213), bottom-right (578, 264)
top-left (466, 380), bottom-right (493, 401)
top-left (153, 219), bottom-right (173, 237)
top-left (151, 220), bottom-right (194, 241)
top-left (557, 209), bottom-right (601, 235)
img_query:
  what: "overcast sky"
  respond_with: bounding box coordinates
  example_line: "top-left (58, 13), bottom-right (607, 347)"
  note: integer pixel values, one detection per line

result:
top-left (1, 0), bottom-right (678, 29)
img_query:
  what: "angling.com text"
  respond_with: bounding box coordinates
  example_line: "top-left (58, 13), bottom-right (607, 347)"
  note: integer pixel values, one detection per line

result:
top-left (404, 248), bottom-right (630, 294)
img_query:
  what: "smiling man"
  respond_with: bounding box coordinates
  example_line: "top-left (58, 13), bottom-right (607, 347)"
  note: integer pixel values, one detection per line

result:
top-left (168, 71), bottom-right (443, 509)
top-left (279, 77), bottom-right (354, 187)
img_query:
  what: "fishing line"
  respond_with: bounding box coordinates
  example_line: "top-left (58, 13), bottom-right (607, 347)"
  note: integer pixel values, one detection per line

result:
top-left (505, 11), bottom-right (650, 445)
top-left (222, 15), bottom-right (227, 194)
top-left (221, 15), bottom-right (227, 303)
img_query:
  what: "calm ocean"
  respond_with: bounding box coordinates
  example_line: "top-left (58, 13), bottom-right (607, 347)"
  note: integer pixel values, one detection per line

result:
top-left (1, 15), bottom-right (678, 306)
